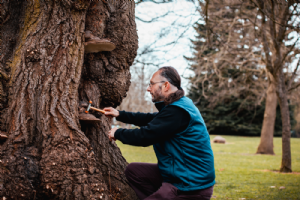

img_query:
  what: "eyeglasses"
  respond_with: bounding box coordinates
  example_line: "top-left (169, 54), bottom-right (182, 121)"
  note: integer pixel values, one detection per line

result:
top-left (148, 81), bottom-right (166, 88)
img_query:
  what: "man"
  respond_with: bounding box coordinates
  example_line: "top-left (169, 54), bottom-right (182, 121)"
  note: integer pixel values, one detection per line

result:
top-left (104, 67), bottom-right (215, 200)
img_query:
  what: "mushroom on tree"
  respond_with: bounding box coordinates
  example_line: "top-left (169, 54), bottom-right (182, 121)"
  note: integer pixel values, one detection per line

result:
top-left (0, 131), bottom-right (7, 140)
top-left (84, 31), bottom-right (116, 53)
top-left (78, 101), bottom-right (104, 124)
top-left (78, 113), bottom-right (101, 124)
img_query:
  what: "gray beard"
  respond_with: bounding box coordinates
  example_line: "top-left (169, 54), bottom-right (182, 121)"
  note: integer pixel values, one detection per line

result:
top-left (151, 88), bottom-right (165, 103)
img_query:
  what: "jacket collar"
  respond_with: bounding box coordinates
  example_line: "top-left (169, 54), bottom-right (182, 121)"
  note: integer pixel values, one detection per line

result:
top-left (154, 101), bottom-right (165, 111)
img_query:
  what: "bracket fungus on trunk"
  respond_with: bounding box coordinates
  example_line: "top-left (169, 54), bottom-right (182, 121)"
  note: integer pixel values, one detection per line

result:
top-left (84, 31), bottom-right (116, 53)
top-left (78, 103), bottom-right (101, 124)
top-left (0, 131), bottom-right (8, 140)
top-left (79, 113), bottom-right (101, 124)
top-left (84, 39), bottom-right (116, 53)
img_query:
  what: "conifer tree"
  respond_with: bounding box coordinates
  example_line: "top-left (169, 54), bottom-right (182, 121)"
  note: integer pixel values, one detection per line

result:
top-left (187, 0), bottom-right (270, 135)
top-left (188, 0), bottom-right (299, 172)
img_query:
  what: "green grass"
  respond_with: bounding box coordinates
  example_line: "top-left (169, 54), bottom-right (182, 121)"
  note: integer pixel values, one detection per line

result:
top-left (116, 136), bottom-right (300, 200)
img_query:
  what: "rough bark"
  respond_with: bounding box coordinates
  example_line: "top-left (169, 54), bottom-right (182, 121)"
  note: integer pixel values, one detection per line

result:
top-left (255, 0), bottom-right (293, 172)
top-left (0, 0), bottom-right (138, 199)
top-left (256, 76), bottom-right (276, 155)
top-left (276, 70), bottom-right (292, 172)
top-left (78, 0), bottom-right (138, 199)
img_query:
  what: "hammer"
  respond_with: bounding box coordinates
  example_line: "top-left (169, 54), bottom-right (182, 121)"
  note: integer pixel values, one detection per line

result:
top-left (85, 101), bottom-right (106, 114)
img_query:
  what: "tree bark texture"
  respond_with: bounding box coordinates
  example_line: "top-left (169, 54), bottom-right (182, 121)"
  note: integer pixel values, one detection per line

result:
top-left (256, 0), bottom-right (293, 172)
top-left (256, 75), bottom-right (276, 155)
top-left (275, 70), bottom-right (292, 172)
top-left (0, 0), bottom-right (138, 199)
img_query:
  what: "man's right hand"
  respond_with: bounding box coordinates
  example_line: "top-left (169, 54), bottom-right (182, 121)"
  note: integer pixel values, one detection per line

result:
top-left (103, 107), bottom-right (119, 118)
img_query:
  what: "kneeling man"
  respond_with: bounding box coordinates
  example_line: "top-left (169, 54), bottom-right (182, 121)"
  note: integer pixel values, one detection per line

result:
top-left (104, 66), bottom-right (215, 200)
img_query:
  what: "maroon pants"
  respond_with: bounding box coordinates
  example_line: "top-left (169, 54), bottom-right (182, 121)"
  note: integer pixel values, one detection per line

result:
top-left (124, 162), bottom-right (214, 200)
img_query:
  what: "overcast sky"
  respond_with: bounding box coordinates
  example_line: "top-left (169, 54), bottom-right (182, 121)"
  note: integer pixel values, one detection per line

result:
top-left (134, 1), bottom-right (202, 90)
top-left (133, 1), bottom-right (300, 86)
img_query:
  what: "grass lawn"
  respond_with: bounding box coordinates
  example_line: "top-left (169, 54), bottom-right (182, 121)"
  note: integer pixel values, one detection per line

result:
top-left (116, 135), bottom-right (300, 200)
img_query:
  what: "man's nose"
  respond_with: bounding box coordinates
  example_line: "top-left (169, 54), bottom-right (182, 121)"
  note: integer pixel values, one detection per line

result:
top-left (146, 85), bottom-right (151, 92)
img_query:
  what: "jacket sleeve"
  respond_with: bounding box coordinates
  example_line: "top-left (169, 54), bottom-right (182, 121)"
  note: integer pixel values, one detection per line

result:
top-left (116, 111), bottom-right (158, 126)
top-left (114, 106), bottom-right (190, 147)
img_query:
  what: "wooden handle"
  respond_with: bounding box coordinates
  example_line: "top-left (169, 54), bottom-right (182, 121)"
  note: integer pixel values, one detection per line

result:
top-left (90, 106), bottom-right (106, 114)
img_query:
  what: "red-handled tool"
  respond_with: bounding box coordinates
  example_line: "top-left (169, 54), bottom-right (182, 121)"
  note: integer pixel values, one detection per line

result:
top-left (85, 101), bottom-right (105, 114)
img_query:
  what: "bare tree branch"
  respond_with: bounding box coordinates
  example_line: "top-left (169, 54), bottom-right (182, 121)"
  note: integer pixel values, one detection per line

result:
top-left (135, 11), bottom-right (173, 23)
top-left (288, 82), bottom-right (300, 92)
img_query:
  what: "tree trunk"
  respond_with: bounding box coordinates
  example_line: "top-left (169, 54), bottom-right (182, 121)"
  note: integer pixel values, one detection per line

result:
top-left (0, 0), bottom-right (138, 199)
top-left (256, 75), bottom-right (276, 155)
top-left (276, 70), bottom-right (292, 172)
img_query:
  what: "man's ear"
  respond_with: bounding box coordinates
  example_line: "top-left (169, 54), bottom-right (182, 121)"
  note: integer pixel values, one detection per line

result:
top-left (164, 82), bottom-right (170, 91)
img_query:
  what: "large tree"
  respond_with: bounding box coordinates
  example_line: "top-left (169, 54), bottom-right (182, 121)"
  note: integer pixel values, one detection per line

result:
top-left (0, 0), bottom-right (138, 199)
top-left (187, 0), bottom-right (271, 136)
top-left (190, 0), bottom-right (299, 171)
top-left (249, 0), bottom-right (300, 172)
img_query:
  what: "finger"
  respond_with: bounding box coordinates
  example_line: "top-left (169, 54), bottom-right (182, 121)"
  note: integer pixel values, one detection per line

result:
top-left (105, 110), bottom-right (115, 115)
top-left (103, 108), bottom-right (111, 112)
top-left (104, 111), bottom-right (113, 116)
top-left (103, 109), bottom-right (110, 113)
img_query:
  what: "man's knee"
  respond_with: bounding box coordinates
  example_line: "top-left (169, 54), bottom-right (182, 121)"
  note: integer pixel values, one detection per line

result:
top-left (124, 162), bottom-right (138, 179)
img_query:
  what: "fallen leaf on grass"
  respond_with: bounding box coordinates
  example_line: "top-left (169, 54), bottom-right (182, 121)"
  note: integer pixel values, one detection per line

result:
top-left (279, 186), bottom-right (285, 190)
top-left (211, 195), bottom-right (217, 198)
top-left (218, 168), bottom-right (225, 172)
top-left (270, 186), bottom-right (276, 188)
top-left (239, 198), bottom-right (246, 200)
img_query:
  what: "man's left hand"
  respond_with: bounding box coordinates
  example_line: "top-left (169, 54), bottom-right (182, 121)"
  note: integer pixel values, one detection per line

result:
top-left (108, 127), bottom-right (118, 142)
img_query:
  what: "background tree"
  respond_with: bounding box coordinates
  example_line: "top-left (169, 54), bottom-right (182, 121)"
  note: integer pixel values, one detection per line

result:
top-left (249, 0), bottom-right (300, 172)
top-left (190, 0), bottom-right (300, 172)
top-left (0, 0), bottom-right (138, 199)
top-left (187, 0), bottom-right (275, 136)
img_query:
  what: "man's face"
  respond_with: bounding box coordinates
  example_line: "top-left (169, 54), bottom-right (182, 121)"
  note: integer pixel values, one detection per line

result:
top-left (147, 71), bottom-right (166, 103)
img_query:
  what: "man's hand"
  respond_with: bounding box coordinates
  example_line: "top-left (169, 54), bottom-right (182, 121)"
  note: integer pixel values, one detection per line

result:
top-left (103, 107), bottom-right (119, 117)
top-left (108, 127), bottom-right (118, 142)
